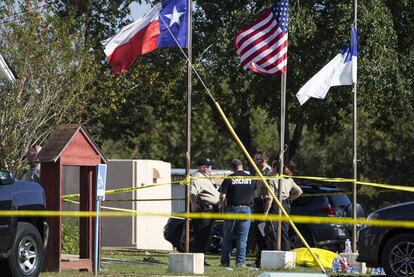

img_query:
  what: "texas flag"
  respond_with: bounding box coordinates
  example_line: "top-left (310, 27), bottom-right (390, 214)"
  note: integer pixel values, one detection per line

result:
top-left (102, 0), bottom-right (188, 74)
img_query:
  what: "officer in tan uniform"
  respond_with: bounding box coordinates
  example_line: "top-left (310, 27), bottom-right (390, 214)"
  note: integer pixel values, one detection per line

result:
top-left (271, 164), bottom-right (303, 251)
top-left (251, 151), bottom-right (277, 267)
top-left (190, 157), bottom-right (219, 265)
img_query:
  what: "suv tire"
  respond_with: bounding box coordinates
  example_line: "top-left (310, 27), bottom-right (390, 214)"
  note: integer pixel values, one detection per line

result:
top-left (381, 233), bottom-right (414, 277)
top-left (8, 222), bottom-right (44, 277)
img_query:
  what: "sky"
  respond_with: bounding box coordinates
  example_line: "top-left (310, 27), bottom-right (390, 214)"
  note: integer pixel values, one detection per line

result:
top-left (129, 1), bottom-right (152, 20)
top-left (129, 1), bottom-right (196, 20)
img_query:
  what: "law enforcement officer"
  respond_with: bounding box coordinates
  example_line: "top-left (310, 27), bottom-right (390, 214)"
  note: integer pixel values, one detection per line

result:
top-left (271, 164), bottom-right (303, 251)
top-left (219, 159), bottom-right (256, 267)
top-left (250, 151), bottom-right (277, 267)
top-left (189, 157), bottom-right (219, 265)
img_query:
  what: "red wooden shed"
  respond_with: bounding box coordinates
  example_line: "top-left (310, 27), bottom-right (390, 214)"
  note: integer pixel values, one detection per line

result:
top-left (37, 124), bottom-right (106, 272)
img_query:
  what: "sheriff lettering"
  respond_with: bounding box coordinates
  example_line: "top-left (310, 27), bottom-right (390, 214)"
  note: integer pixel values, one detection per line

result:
top-left (232, 179), bottom-right (252, 185)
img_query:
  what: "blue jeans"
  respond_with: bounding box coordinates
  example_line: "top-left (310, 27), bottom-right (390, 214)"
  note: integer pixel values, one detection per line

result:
top-left (220, 206), bottom-right (251, 266)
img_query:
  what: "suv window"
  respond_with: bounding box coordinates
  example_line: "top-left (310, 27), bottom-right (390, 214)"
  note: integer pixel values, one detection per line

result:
top-left (293, 195), bottom-right (330, 208)
top-left (292, 196), bottom-right (314, 207)
top-left (329, 194), bottom-right (351, 207)
top-left (0, 171), bottom-right (13, 185)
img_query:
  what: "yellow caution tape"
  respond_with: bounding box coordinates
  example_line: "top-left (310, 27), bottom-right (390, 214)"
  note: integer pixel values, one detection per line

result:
top-left (190, 175), bottom-right (351, 182)
top-left (301, 189), bottom-right (399, 198)
top-left (299, 189), bottom-right (396, 197)
top-left (63, 198), bottom-right (185, 220)
top-left (103, 198), bottom-right (185, 202)
top-left (61, 181), bottom-right (180, 200)
top-left (61, 174), bottom-right (413, 202)
top-left (190, 175), bottom-right (414, 193)
top-left (294, 175), bottom-right (414, 194)
top-left (190, 175), bottom-right (283, 180)
top-left (105, 183), bottom-right (166, 196)
top-left (356, 180), bottom-right (414, 193)
top-left (176, 212), bottom-right (414, 229)
top-left (178, 176), bottom-right (191, 186)
top-left (293, 176), bottom-right (355, 183)
top-left (3, 208), bottom-right (414, 229)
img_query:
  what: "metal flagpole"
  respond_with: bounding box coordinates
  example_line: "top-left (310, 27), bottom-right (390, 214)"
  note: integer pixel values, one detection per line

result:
top-left (352, 0), bottom-right (358, 253)
top-left (277, 72), bottom-right (287, 251)
top-left (184, 0), bottom-right (193, 253)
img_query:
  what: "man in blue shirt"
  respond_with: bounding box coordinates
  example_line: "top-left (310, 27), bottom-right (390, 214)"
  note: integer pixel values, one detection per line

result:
top-left (219, 159), bottom-right (256, 267)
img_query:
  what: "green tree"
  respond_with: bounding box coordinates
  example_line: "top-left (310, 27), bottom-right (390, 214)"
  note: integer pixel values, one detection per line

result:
top-left (0, 1), bottom-right (95, 174)
top-left (37, 0), bottom-right (413, 181)
top-left (193, 0), bottom-right (413, 169)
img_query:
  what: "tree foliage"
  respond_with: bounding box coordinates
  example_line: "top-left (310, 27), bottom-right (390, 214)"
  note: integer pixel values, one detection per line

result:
top-left (0, 1), bottom-right (95, 173)
top-left (82, 0), bottom-right (413, 181)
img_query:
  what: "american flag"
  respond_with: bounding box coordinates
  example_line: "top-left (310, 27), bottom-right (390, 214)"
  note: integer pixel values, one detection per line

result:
top-left (235, 0), bottom-right (289, 75)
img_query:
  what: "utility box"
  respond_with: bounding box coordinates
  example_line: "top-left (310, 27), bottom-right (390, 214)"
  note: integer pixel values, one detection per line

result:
top-left (102, 160), bottom-right (172, 251)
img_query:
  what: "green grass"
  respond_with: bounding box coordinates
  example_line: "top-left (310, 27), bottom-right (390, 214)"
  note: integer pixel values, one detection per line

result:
top-left (39, 249), bottom-right (366, 276)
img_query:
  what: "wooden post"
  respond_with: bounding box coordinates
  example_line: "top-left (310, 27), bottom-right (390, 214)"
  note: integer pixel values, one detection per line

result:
top-left (40, 162), bottom-right (62, 272)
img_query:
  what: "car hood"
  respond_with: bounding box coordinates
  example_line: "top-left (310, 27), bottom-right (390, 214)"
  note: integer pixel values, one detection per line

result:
top-left (375, 201), bottom-right (414, 220)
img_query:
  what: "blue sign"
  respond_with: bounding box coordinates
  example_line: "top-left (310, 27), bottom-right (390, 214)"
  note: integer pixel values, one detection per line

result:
top-left (96, 164), bottom-right (107, 200)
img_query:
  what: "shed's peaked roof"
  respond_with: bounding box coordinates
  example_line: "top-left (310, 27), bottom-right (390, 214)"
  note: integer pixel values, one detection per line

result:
top-left (37, 124), bottom-right (106, 163)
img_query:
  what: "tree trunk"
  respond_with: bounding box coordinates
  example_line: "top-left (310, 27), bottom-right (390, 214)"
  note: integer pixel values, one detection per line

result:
top-left (234, 95), bottom-right (255, 155)
top-left (286, 111), bottom-right (304, 164)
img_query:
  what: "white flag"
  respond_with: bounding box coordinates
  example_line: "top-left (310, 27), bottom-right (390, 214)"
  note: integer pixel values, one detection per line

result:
top-left (296, 26), bottom-right (357, 105)
top-left (0, 53), bottom-right (16, 83)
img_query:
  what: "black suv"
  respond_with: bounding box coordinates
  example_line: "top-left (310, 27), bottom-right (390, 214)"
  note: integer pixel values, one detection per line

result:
top-left (289, 183), bottom-right (364, 252)
top-left (0, 170), bottom-right (48, 277)
top-left (164, 183), bottom-right (364, 253)
top-left (357, 201), bottom-right (414, 277)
